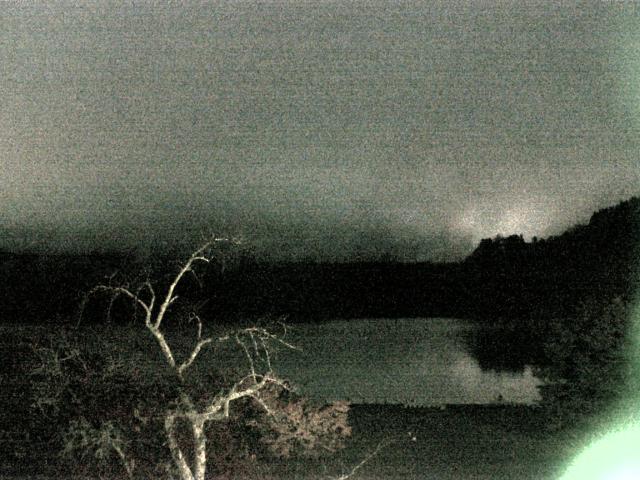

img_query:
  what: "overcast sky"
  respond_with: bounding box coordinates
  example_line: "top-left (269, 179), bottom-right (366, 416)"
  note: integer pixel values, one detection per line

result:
top-left (1, 1), bottom-right (639, 260)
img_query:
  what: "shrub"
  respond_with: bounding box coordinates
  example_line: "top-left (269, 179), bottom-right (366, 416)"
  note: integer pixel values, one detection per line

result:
top-left (536, 296), bottom-right (632, 429)
top-left (246, 384), bottom-right (351, 459)
top-left (30, 240), bottom-right (352, 480)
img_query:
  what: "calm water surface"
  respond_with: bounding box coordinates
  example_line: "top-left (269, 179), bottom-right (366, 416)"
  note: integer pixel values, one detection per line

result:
top-left (275, 318), bottom-right (542, 406)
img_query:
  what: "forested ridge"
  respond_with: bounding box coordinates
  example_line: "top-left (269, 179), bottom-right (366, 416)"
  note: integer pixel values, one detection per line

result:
top-left (1, 196), bottom-right (637, 326)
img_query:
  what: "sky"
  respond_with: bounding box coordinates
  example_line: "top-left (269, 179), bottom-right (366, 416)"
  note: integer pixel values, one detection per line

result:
top-left (1, 1), bottom-right (639, 261)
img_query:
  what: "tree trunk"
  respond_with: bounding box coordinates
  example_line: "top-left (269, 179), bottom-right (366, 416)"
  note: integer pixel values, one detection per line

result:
top-left (192, 417), bottom-right (207, 480)
top-left (165, 411), bottom-right (194, 480)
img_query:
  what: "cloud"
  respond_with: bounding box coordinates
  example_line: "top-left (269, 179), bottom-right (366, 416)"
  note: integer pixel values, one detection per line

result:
top-left (1, 2), bottom-right (638, 258)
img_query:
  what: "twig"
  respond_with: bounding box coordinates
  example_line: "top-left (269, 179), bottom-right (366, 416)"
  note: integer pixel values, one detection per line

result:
top-left (331, 440), bottom-right (388, 480)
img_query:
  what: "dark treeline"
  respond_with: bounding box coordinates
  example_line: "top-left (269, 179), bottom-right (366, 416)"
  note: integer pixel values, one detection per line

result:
top-left (1, 197), bottom-right (639, 329)
top-left (464, 196), bottom-right (640, 321)
top-left (460, 196), bottom-right (640, 375)
top-left (0, 250), bottom-right (144, 323)
top-left (202, 260), bottom-right (467, 321)
top-left (186, 196), bottom-right (640, 327)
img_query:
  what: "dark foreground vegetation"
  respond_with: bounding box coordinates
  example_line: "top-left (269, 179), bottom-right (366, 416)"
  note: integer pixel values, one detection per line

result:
top-left (1, 196), bottom-right (639, 478)
top-left (1, 323), bottom-right (591, 480)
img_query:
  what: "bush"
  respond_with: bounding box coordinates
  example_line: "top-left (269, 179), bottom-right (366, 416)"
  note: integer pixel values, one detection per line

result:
top-left (29, 242), bottom-right (353, 480)
top-left (30, 324), bottom-right (352, 479)
top-left (536, 296), bottom-right (632, 429)
top-left (246, 384), bottom-right (351, 459)
top-left (29, 326), bottom-right (177, 477)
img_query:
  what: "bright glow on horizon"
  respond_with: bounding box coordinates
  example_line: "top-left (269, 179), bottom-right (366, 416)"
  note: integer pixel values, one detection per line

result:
top-left (454, 203), bottom-right (554, 243)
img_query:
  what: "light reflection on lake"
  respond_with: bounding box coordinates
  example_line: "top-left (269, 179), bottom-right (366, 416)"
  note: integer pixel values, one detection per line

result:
top-left (274, 318), bottom-right (543, 406)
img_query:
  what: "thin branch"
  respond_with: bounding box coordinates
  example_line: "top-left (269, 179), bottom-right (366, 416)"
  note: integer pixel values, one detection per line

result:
top-left (188, 268), bottom-right (203, 289)
top-left (236, 333), bottom-right (256, 382)
top-left (260, 336), bottom-right (273, 372)
top-left (147, 325), bottom-right (176, 368)
top-left (143, 280), bottom-right (156, 312)
top-left (332, 440), bottom-right (388, 480)
top-left (226, 374), bottom-right (270, 403)
top-left (249, 331), bottom-right (261, 366)
top-left (154, 242), bottom-right (213, 329)
top-left (249, 393), bottom-right (276, 417)
top-left (87, 285), bottom-right (152, 319)
top-left (201, 372), bottom-right (288, 420)
top-left (111, 443), bottom-right (135, 480)
top-left (177, 337), bottom-right (214, 378)
top-left (277, 319), bottom-right (290, 340)
top-left (106, 293), bottom-right (118, 323)
top-left (245, 326), bottom-right (301, 351)
top-left (189, 312), bottom-right (203, 340)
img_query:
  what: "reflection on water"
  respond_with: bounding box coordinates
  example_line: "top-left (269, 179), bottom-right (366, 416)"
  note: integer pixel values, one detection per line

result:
top-left (449, 356), bottom-right (541, 404)
top-left (274, 318), bottom-right (543, 406)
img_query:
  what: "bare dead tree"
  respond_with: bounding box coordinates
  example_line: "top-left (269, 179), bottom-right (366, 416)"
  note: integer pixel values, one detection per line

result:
top-left (83, 238), bottom-right (299, 480)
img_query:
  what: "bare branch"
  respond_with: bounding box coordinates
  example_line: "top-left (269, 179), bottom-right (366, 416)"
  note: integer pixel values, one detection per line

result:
top-left (147, 325), bottom-right (176, 368)
top-left (200, 371), bottom-right (289, 422)
top-left (177, 337), bottom-right (214, 378)
top-left (331, 440), bottom-right (388, 480)
top-left (249, 331), bottom-right (261, 366)
top-left (165, 411), bottom-right (195, 480)
top-left (106, 293), bottom-right (118, 323)
top-left (236, 333), bottom-right (256, 382)
top-left (154, 241), bottom-right (214, 329)
top-left (143, 280), bottom-right (156, 312)
top-left (188, 268), bottom-right (203, 289)
top-left (226, 374), bottom-right (270, 403)
top-left (111, 442), bottom-right (135, 480)
top-left (189, 312), bottom-right (204, 340)
top-left (245, 326), bottom-right (301, 352)
top-left (277, 319), bottom-right (290, 340)
top-left (260, 336), bottom-right (273, 372)
top-left (106, 271), bottom-right (118, 286)
top-left (86, 285), bottom-right (153, 320)
top-left (249, 393), bottom-right (276, 418)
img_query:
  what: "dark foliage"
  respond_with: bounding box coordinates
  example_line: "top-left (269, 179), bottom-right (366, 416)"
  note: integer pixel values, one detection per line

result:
top-left (535, 296), bottom-right (633, 429)
top-left (27, 326), bottom-right (246, 477)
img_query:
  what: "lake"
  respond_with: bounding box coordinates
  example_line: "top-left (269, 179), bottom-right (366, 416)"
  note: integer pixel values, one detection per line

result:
top-left (274, 318), bottom-right (543, 406)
